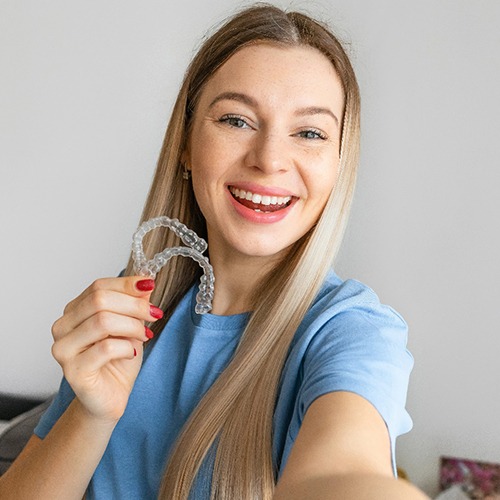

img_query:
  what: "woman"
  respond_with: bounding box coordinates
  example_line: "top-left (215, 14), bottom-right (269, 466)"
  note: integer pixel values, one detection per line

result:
top-left (0, 5), bottom-right (428, 499)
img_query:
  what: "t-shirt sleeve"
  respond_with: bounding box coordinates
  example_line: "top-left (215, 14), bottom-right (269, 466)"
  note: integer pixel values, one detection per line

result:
top-left (298, 298), bottom-right (413, 472)
top-left (34, 377), bottom-right (76, 439)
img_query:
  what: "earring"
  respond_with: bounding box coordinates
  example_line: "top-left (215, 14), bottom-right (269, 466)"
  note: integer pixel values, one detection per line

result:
top-left (182, 163), bottom-right (191, 180)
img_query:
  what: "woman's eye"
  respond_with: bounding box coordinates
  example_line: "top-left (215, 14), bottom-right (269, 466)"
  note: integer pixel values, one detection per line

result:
top-left (297, 129), bottom-right (327, 140)
top-left (219, 115), bottom-right (250, 129)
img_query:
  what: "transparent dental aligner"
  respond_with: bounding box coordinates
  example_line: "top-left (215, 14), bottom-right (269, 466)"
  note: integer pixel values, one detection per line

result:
top-left (131, 216), bottom-right (214, 314)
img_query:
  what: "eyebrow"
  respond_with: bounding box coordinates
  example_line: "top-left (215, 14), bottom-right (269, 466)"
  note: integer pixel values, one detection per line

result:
top-left (208, 91), bottom-right (340, 127)
top-left (208, 92), bottom-right (257, 109)
top-left (295, 106), bottom-right (339, 127)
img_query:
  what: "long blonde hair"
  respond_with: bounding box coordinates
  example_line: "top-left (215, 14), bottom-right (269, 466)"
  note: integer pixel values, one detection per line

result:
top-left (125, 4), bottom-right (360, 499)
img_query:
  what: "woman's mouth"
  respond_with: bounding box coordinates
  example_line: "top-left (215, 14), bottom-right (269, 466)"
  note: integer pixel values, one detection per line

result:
top-left (228, 186), bottom-right (293, 213)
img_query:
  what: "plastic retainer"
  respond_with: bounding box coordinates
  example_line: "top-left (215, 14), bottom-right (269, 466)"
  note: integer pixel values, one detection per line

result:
top-left (131, 216), bottom-right (214, 314)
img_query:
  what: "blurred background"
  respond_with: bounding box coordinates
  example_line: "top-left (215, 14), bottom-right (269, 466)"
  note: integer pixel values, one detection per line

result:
top-left (1, 0), bottom-right (499, 496)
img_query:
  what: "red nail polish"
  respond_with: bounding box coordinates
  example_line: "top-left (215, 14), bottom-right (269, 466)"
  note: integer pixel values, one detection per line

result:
top-left (133, 348), bottom-right (137, 357)
top-left (150, 305), bottom-right (164, 319)
top-left (145, 326), bottom-right (154, 339)
top-left (136, 279), bottom-right (155, 291)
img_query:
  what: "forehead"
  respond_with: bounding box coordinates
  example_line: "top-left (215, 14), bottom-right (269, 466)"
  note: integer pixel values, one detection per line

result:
top-left (197, 42), bottom-right (345, 115)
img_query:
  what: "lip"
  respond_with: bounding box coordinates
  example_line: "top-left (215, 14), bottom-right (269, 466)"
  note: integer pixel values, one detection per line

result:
top-left (226, 186), bottom-right (297, 224)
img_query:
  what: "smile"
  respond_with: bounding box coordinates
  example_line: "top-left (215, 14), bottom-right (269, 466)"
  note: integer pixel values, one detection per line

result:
top-left (229, 186), bottom-right (293, 213)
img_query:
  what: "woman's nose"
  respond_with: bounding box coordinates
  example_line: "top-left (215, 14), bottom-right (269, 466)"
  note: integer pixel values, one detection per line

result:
top-left (245, 132), bottom-right (291, 174)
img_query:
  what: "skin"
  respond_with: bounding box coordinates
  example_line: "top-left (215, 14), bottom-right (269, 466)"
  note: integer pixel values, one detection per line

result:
top-left (0, 44), bottom-right (429, 500)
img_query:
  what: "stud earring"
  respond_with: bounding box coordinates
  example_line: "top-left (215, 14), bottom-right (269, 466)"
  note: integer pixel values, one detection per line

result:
top-left (182, 163), bottom-right (191, 180)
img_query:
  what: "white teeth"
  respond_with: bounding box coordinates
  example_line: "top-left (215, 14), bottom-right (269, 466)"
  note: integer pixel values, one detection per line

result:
top-left (230, 187), bottom-right (292, 206)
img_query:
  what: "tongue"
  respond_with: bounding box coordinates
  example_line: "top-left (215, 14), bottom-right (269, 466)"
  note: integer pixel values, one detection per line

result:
top-left (236, 197), bottom-right (288, 213)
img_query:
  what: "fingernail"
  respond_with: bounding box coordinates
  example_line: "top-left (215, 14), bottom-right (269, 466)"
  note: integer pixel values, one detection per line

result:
top-left (136, 279), bottom-right (155, 291)
top-left (133, 348), bottom-right (137, 357)
top-left (150, 305), bottom-right (164, 319)
top-left (145, 326), bottom-right (154, 339)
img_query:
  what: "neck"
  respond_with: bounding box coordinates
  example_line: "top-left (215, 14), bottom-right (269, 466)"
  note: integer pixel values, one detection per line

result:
top-left (208, 250), bottom-right (283, 316)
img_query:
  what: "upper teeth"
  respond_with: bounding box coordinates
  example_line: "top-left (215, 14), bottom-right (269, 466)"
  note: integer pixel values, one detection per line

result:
top-left (230, 187), bottom-right (291, 206)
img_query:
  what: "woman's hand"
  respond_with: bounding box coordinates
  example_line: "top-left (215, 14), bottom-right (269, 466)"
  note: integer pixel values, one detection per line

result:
top-left (51, 277), bottom-right (162, 424)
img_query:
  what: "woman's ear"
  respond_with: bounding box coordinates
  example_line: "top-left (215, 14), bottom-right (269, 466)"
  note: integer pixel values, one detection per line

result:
top-left (180, 148), bottom-right (192, 171)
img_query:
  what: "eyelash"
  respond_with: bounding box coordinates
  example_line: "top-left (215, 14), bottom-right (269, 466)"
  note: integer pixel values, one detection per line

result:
top-left (218, 114), bottom-right (250, 129)
top-left (296, 129), bottom-right (328, 141)
top-left (218, 114), bottom-right (328, 140)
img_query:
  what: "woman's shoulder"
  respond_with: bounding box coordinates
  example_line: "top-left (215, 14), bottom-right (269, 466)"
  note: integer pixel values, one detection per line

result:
top-left (277, 269), bottom-right (414, 452)
top-left (288, 269), bottom-right (410, 367)
top-left (310, 269), bottom-right (407, 330)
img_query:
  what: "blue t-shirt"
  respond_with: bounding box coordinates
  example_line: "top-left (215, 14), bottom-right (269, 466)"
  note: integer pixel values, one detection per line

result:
top-left (35, 270), bottom-right (413, 499)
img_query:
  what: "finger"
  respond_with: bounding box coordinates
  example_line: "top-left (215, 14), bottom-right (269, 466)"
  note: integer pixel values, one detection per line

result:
top-left (71, 337), bottom-right (139, 375)
top-left (53, 287), bottom-right (163, 340)
top-left (52, 312), bottom-right (149, 364)
top-left (64, 276), bottom-right (157, 315)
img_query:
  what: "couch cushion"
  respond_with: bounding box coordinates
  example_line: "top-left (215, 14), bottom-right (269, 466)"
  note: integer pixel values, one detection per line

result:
top-left (0, 397), bottom-right (53, 475)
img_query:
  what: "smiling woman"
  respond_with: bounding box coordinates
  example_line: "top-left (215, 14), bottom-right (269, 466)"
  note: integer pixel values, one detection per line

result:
top-left (0, 4), bottom-right (428, 500)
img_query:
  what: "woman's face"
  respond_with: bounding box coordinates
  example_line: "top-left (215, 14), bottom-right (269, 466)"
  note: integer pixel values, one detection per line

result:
top-left (184, 43), bottom-right (345, 263)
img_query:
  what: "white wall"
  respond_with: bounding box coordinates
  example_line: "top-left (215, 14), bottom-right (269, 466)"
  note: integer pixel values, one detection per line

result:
top-left (1, 0), bottom-right (499, 497)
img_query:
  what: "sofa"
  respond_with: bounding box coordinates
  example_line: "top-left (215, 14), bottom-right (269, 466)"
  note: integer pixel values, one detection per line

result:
top-left (0, 394), bottom-right (53, 475)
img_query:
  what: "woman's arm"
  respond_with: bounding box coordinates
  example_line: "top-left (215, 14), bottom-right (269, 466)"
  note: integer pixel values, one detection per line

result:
top-left (273, 391), bottom-right (429, 500)
top-left (274, 473), bottom-right (429, 500)
top-left (0, 276), bottom-right (160, 499)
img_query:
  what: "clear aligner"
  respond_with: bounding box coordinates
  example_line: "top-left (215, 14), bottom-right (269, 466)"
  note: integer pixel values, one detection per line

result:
top-left (131, 216), bottom-right (214, 314)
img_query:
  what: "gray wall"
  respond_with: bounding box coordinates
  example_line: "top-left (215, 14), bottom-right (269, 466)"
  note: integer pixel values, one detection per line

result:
top-left (1, 0), bottom-right (499, 496)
